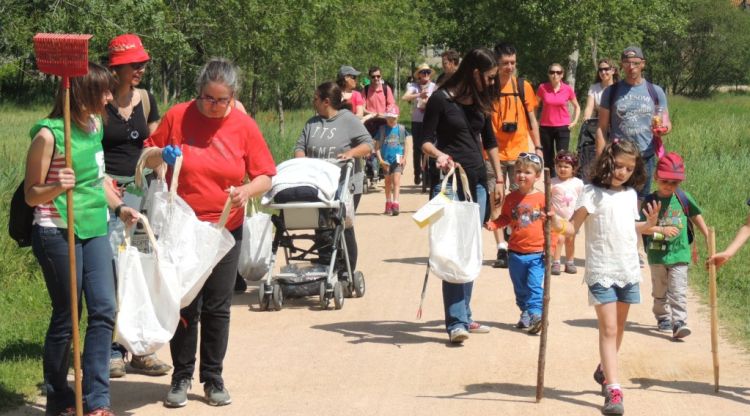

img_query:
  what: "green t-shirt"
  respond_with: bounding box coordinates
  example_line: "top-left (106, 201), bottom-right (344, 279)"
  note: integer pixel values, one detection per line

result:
top-left (640, 190), bottom-right (702, 265)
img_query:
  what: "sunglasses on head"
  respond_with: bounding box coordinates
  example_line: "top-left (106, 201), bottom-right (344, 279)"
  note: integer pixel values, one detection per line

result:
top-left (548, 70), bottom-right (563, 75)
top-left (598, 67), bottom-right (612, 72)
top-left (519, 152), bottom-right (543, 166)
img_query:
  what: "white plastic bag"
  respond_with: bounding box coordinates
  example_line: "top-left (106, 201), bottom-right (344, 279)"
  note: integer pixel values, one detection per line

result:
top-left (428, 166), bottom-right (482, 284)
top-left (238, 200), bottom-right (273, 281)
top-left (147, 156), bottom-right (237, 307)
top-left (115, 216), bottom-right (180, 356)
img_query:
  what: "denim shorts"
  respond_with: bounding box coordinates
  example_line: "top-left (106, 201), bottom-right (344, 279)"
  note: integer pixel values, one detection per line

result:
top-left (587, 282), bottom-right (641, 305)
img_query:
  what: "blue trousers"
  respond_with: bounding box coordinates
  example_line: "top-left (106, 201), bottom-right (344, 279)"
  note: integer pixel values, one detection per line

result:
top-left (508, 251), bottom-right (544, 316)
top-left (432, 180), bottom-right (487, 333)
top-left (32, 225), bottom-right (116, 414)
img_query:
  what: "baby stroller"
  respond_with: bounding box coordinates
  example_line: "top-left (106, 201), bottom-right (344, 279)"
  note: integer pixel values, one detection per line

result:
top-left (363, 153), bottom-right (382, 193)
top-left (258, 158), bottom-right (366, 311)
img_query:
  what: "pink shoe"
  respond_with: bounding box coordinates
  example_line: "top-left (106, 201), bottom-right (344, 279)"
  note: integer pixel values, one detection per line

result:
top-left (391, 202), bottom-right (400, 216)
top-left (384, 201), bottom-right (393, 215)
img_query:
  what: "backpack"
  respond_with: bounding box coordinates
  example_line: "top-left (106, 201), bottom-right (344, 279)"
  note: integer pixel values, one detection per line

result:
top-left (376, 124), bottom-right (407, 165)
top-left (498, 76), bottom-right (532, 129)
top-left (642, 188), bottom-right (695, 247)
top-left (363, 81), bottom-right (393, 105)
top-left (9, 148), bottom-right (56, 248)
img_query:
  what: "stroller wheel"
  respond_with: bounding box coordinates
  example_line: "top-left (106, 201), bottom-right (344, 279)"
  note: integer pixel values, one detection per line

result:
top-left (319, 281), bottom-right (330, 310)
top-left (258, 282), bottom-right (270, 311)
top-left (271, 282), bottom-right (284, 311)
top-left (333, 281), bottom-right (345, 310)
top-left (352, 271), bottom-right (366, 298)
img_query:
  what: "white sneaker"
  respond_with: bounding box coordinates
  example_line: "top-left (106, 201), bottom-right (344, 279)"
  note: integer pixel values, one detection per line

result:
top-left (449, 328), bottom-right (469, 344)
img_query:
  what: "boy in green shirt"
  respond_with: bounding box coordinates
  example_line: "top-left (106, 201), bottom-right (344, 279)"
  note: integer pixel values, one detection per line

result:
top-left (640, 152), bottom-right (709, 340)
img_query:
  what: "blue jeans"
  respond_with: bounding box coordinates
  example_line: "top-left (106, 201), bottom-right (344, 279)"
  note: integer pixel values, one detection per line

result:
top-left (508, 251), bottom-right (544, 316)
top-left (432, 180), bottom-right (487, 333)
top-left (640, 153), bottom-right (656, 198)
top-left (588, 282), bottom-right (641, 305)
top-left (32, 225), bottom-right (116, 414)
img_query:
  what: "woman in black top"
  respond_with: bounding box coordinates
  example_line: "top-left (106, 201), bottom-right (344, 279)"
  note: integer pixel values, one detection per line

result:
top-left (103, 34), bottom-right (171, 378)
top-left (421, 48), bottom-right (501, 344)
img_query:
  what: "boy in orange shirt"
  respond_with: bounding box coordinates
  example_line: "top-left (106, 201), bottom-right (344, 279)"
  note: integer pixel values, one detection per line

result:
top-left (487, 153), bottom-right (550, 334)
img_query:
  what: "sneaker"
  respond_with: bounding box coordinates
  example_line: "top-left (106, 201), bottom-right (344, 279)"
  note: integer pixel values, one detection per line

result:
top-left (414, 176), bottom-right (422, 186)
top-left (528, 314), bottom-right (543, 334)
top-left (384, 201), bottom-right (393, 215)
top-left (391, 202), bottom-right (400, 216)
top-left (449, 327), bottom-right (469, 344)
top-left (672, 320), bottom-right (692, 339)
top-left (204, 380), bottom-right (232, 406)
top-left (234, 273), bottom-right (247, 293)
top-left (602, 388), bottom-right (624, 415)
top-left (468, 322), bottom-right (490, 333)
top-left (516, 311), bottom-right (531, 329)
top-left (493, 248), bottom-right (509, 268)
top-left (86, 408), bottom-right (116, 416)
top-left (130, 353), bottom-right (172, 376)
top-left (551, 262), bottom-right (561, 275)
top-left (164, 378), bottom-right (191, 408)
top-left (109, 356), bottom-right (126, 378)
top-left (657, 319), bottom-right (673, 333)
top-left (564, 261), bottom-right (577, 274)
top-left (593, 364), bottom-right (607, 396)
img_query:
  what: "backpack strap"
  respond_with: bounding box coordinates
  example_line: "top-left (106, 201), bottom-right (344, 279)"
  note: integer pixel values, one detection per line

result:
top-left (607, 81), bottom-right (620, 136)
top-left (137, 88), bottom-right (151, 122)
top-left (645, 81), bottom-right (660, 106)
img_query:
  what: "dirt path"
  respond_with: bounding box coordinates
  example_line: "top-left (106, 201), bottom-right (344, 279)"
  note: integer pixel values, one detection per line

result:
top-left (14, 169), bottom-right (750, 416)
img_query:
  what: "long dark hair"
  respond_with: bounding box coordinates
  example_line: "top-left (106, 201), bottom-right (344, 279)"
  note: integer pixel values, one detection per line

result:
top-left (590, 140), bottom-right (646, 190)
top-left (439, 48), bottom-right (497, 115)
top-left (49, 62), bottom-right (113, 130)
top-left (595, 58), bottom-right (620, 83)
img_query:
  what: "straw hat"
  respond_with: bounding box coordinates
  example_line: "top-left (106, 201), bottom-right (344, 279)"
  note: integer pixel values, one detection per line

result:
top-left (413, 63), bottom-right (433, 79)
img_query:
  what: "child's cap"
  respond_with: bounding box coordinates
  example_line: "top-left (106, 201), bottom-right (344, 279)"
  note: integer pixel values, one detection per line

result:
top-left (383, 106), bottom-right (400, 119)
top-left (555, 150), bottom-right (578, 167)
top-left (656, 152), bottom-right (685, 181)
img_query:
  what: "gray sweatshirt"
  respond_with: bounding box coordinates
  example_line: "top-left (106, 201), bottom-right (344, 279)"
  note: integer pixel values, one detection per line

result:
top-left (295, 109), bottom-right (373, 194)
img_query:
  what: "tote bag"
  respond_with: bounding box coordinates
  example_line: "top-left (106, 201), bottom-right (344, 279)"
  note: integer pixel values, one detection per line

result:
top-left (237, 200), bottom-right (273, 281)
top-left (428, 166), bottom-right (482, 284)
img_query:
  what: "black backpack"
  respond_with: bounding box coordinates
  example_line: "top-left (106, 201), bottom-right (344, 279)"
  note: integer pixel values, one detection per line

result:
top-left (363, 81), bottom-right (393, 104)
top-left (9, 181), bottom-right (35, 247)
top-left (642, 188), bottom-right (695, 247)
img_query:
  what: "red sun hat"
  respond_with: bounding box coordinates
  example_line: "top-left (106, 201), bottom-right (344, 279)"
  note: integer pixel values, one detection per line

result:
top-left (108, 34), bottom-right (150, 67)
top-left (656, 152), bottom-right (685, 181)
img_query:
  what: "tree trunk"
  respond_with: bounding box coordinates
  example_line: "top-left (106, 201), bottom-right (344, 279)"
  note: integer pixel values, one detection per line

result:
top-left (589, 35), bottom-right (599, 69)
top-left (276, 79), bottom-right (285, 136)
top-left (566, 43), bottom-right (579, 91)
top-left (394, 57), bottom-right (399, 98)
top-left (161, 61), bottom-right (169, 107)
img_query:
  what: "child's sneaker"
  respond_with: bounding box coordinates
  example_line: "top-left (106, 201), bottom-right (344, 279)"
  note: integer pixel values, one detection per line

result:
top-left (657, 318), bottom-right (673, 333)
top-left (672, 320), bottom-right (692, 339)
top-left (551, 262), bottom-right (561, 275)
top-left (593, 364), bottom-right (607, 396)
top-left (449, 327), bottom-right (469, 344)
top-left (602, 388), bottom-right (624, 415)
top-left (528, 314), bottom-right (543, 334)
top-left (493, 248), bottom-right (509, 268)
top-left (564, 261), bottom-right (577, 274)
top-left (384, 201), bottom-right (393, 215)
top-left (391, 202), bottom-right (400, 216)
top-left (516, 311), bottom-right (531, 329)
top-left (468, 322), bottom-right (490, 333)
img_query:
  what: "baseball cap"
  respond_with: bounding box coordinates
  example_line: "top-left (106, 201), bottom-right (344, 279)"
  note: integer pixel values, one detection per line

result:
top-left (621, 46), bottom-right (644, 60)
top-left (656, 152), bottom-right (685, 181)
top-left (108, 34), bottom-right (150, 67)
top-left (383, 106), bottom-right (400, 118)
top-left (338, 65), bottom-right (361, 77)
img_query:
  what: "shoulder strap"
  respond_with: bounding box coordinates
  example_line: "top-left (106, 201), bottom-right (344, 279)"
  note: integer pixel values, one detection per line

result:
top-left (363, 84), bottom-right (370, 98)
top-left (137, 88), bottom-right (150, 121)
top-left (645, 81), bottom-right (659, 106)
top-left (517, 77), bottom-right (526, 107)
top-left (674, 188), bottom-right (690, 218)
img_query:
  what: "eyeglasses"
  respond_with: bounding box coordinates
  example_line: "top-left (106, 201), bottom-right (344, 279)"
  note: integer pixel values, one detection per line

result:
top-left (622, 60), bottom-right (643, 67)
top-left (419, 70), bottom-right (431, 75)
top-left (198, 95), bottom-right (232, 107)
top-left (519, 152), bottom-right (543, 166)
top-left (548, 70), bottom-right (563, 75)
top-left (371, 74), bottom-right (382, 79)
top-left (598, 67), bottom-right (612, 72)
top-left (130, 61), bottom-right (147, 71)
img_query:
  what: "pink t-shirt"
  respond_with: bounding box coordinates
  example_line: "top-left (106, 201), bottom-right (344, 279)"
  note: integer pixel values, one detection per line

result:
top-left (550, 176), bottom-right (584, 220)
top-left (349, 90), bottom-right (365, 114)
top-left (537, 82), bottom-right (576, 127)
top-left (365, 83), bottom-right (394, 114)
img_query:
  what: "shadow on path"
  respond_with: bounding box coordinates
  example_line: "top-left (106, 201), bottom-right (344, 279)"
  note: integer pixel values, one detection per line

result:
top-left (630, 378), bottom-right (750, 406)
top-left (419, 382), bottom-right (600, 410)
top-left (564, 319), bottom-right (674, 341)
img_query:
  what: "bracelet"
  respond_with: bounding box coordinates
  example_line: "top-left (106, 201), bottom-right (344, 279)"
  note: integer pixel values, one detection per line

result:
top-left (114, 204), bottom-right (126, 218)
top-left (535, 146), bottom-right (543, 151)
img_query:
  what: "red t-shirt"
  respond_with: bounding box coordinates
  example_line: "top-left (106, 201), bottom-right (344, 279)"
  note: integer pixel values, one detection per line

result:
top-left (491, 191), bottom-right (554, 253)
top-left (145, 101), bottom-right (276, 230)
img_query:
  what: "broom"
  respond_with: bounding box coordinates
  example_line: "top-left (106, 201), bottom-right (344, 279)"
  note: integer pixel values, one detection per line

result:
top-left (33, 33), bottom-right (92, 416)
top-left (536, 167), bottom-right (552, 402)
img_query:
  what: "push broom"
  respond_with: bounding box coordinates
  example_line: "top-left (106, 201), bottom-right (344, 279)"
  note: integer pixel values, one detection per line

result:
top-left (33, 33), bottom-right (93, 416)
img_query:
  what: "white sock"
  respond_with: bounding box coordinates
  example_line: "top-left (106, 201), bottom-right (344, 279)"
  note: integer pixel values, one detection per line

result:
top-left (386, 199), bottom-right (392, 203)
top-left (497, 242), bottom-right (508, 250)
top-left (553, 260), bottom-right (560, 265)
top-left (606, 383), bottom-right (621, 392)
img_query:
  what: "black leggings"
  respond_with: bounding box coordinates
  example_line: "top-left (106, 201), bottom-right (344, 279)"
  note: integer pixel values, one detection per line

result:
top-left (316, 194), bottom-right (360, 272)
top-left (540, 125), bottom-right (570, 177)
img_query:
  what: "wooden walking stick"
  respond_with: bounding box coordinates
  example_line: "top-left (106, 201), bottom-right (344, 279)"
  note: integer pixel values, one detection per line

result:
top-left (536, 168), bottom-right (552, 402)
top-left (33, 33), bottom-right (92, 416)
top-left (707, 227), bottom-right (720, 392)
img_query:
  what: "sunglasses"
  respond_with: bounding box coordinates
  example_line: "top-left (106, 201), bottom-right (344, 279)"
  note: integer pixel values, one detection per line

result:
top-left (598, 67), bottom-right (612, 72)
top-left (347, 74), bottom-right (358, 79)
top-left (548, 70), bottom-right (563, 75)
top-left (419, 70), bottom-right (431, 75)
top-left (371, 75), bottom-right (382, 79)
top-left (130, 61), bottom-right (147, 71)
top-left (519, 152), bottom-right (543, 166)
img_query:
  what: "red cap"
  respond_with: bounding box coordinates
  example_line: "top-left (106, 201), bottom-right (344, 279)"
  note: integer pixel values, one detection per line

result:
top-left (656, 152), bottom-right (685, 181)
top-left (108, 34), bottom-right (150, 67)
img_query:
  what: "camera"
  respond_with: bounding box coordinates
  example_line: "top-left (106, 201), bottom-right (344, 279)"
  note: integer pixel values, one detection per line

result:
top-left (501, 122), bottom-right (518, 133)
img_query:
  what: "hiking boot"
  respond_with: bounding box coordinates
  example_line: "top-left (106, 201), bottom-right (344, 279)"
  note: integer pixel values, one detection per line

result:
top-left (493, 248), bottom-right (509, 268)
top-left (468, 322), bottom-right (490, 333)
top-left (551, 262), bottom-right (561, 275)
top-left (164, 378), bottom-right (191, 408)
top-left (657, 319), bottom-right (673, 333)
top-left (86, 408), bottom-right (116, 416)
top-left (565, 261), bottom-right (577, 274)
top-left (109, 356), bottom-right (126, 378)
top-left (384, 201), bottom-right (393, 215)
top-left (516, 311), bottom-right (531, 329)
top-left (593, 364), bottom-right (607, 396)
top-left (528, 314), bottom-right (543, 334)
top-left (130, 353), bottom-right (172, 376)
top-left (449, 327), bottom-right (469, 344)
top-left (672, 320), bottom-right (692, 339)
top-left (391, 202), bottom-right (400, 216)
top-left (204, 380), bottom-right (232, 406)
top-left (414, 175), bottom-right (422, 186)
top-left (602, 388), bottom-right (624, 415)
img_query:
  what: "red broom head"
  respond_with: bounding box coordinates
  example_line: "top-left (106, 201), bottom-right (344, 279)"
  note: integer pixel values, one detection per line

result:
top-left (33, 33), bottom-right (92, 80)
